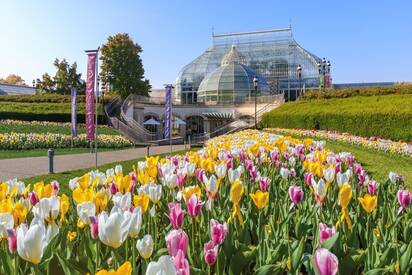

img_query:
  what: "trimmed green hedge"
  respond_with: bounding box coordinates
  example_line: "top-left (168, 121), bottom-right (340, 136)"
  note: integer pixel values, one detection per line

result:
top-left (303, 84), bottom-right (412, 100)
top-left (262, 94), bottom-right (412, 141)
top-left (0, 93), bottom-right (114, 103)
top-left (0, 102), bottom-right (105, 123)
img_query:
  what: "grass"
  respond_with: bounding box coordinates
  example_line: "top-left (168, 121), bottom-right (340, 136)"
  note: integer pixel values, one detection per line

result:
top-left (262, 94), bottom-right (412, 141)
top-left (324, 139), bottom-right (412, 184)
top-left (0, 147), bottom-right (132, 160)
top-left (0, 123), bottom-right (120, 135)
top-left (22, 150), bottom-right (188, 195)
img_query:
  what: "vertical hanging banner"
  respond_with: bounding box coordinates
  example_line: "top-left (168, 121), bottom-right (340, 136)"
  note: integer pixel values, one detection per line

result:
top-left (164, 85), bottom-right (172, 139)
top-left (71, 87), bottom-right (77, 138)
top-left (85, 52), bottom-right (97, 141)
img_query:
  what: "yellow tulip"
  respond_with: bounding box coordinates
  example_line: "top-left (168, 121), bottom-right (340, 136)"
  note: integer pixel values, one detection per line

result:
top-left (338, 183), bottom-right (352, 209)
top-left (59, 194), bottom-right (69, 223)
top-left (115, 175), bottom-right (132, 194)
top-left (78, 174), bottom-right (91, 190)
top-left (33, 182), bottom-right (53, 199)
top-left (358, 194), bottom-right (377, 213)
top-left (133, 193), bottom-right (149, 213)
top-left (0, 198), bottom-right (12, 213)
top-left (72, 187), bottom-right (94, 204)
top-left (182, 185), bottom-right (202, 202)
top-left (94, 191), bottom-right (108, 213)
top-left (0, 182), bottom-right (8, 200)
top-left (230, 180), bottom-right (244, 205)
top-left (250, 190), bottom-right (269, 209)
top-left (67, 231), bottom-right (77, 241)
top-left (303, 138), bottom-right (313, 148)
top-left (96, 261), bottom-right (132, 275)
top-left (12, 202), bottom-right (27, 226)
top-left (137, 170), bottom-right (150, 185)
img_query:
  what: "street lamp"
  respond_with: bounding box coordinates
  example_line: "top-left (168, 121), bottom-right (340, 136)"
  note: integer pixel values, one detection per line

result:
top-left (317, 58), bottom-right (331, 92)
top-left (253, 76), bottom-right (258, 129)
top-left (297, 64), bottom-right (302, 99)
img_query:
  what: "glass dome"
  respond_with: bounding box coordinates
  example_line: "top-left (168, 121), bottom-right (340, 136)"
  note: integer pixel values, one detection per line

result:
top-left (197, 48), bottom-right (270, 104)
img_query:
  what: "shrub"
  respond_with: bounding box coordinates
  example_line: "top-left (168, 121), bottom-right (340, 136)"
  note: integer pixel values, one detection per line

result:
top-left (0, 93), bottom-right (114, 103)
top-left (261, 94), bottom-right (412, 141)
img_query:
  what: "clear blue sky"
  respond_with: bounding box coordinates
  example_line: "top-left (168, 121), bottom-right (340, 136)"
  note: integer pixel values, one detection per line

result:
top-left (1, 0), bottom-right (411, 88)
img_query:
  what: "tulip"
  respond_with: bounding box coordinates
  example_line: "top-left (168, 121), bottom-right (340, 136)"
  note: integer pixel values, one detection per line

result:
top-left (312, 178), bottom-right (327, 203)
top-left (51, 180), bottom-right (59, 195)
top-left (129, 207), bottom-right (142, 238)
top-left (250, 190), bottom-right (269, 209)
top-left (204, 240), bottom-right (218, 266)
top-left (358, 194), bottom-right (377, 214)
top-left (195, 169), bottom-right (205, 183)
top-left (215, 163), bottom-right (227, 179)
top-left (319, 223), bottom-right (336, 244)
top-left (163, 173), bottom-right (177, 189)
top-left (249, 166), bottom-right (259, 182)
top-left (112, 192), bottom-right (132, 211)
top-left (210, 219), bottom-right (228, 245)
top-left (168, 203), bottom-right (184, 229)
top-left (229, 180), bottom-right (244, 224)
top-left (89, 216), bottom-right (99, 239)
top-left (228, 167), bottom-right (241, 184)
top-left (0, 213), bottom-right (14, 239)
top-left (7, 229), bottom-right (17, 253)
top-left (203, 174), bottom-right (219, 196)
top-left (98, 207), bottom-right (132, 248)
top-left (115, 164), bottom-right (123, 175)
top-left (176, 173), bottom-right (187, 190)
top-left (77, 201), bottom-right (96, 225)
top-left (259, 177), bottom-right (271, 192)
top-left (314, 248), bottom-right (339, 275)
top-left (338, 183), bottom-right (352, 229)
top-left (389, 171), bottom-right (398, 184)
top-left (304, 172), bottom-right (313, 187)
top-left (29, 192), bottom-right (39, 206)
top-left (367, 181), bottom-right (378, 195)
top-left (165, 229), bottom-right (188, 257)
top-left (17, 218), bottom-right (50, 264)
top-left (323, 167), bottom-right (335, 183)
top-left (288, 185), bottom-right (303, 208)
top-left (96, 261), bottom-right (132, 275)
top-left (186, 194), bottom-right (204, 218)
top-left (397, 189), bottom-right (412, 214)
top-left (109, 183), bottom-right (119, 195)
top-left (173, 249), bottom-right (190, 275)
top-left (137, 234), bottom-right (154, 259)
top-left (32, 196), bottom-right (60, 223)
top-left (146, 255), bottom-right (177, 275)
top-left (280, 167), bottom-right (289, 180)
top-left (183, 162), bottom-right (196, 176)
top-left (336, 170), bottom-right (350, 187)
top-left (147, 184), bottom-right (162, 204)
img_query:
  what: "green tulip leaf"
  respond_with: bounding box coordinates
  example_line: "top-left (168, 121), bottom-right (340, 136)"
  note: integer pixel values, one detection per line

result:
top-left (400, 242), bottom-right (412, 274)
top-left (254, 263), bottom-right (285, 275)
top-left (321, 232), bottom-right (339, 250)
top-left (291, 238), bottom-right (305, 272)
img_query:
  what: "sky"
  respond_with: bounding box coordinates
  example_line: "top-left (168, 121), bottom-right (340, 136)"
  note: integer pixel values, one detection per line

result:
top-left (0, 0), bottom-right (411, 88)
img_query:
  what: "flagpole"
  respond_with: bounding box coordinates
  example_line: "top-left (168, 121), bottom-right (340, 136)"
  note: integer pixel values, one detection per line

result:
top-left (94, 48), bottom-right (99, 169)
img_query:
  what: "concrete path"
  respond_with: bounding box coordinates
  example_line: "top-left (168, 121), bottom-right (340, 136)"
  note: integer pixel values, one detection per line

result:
top-left (0, 145), bottom-right (186, 182)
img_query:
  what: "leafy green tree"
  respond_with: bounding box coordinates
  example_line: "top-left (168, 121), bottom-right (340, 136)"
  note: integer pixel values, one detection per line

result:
top-left (0, 74), bottom-right (26, 85)
top-left (100, 33), bottom-right (151, 98)
top-left (37, 73), bottom-right (55, 93)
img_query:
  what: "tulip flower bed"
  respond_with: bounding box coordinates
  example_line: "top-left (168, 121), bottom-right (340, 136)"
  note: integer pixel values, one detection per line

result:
top-left (0, 132), bottom-right (132, 150)
top-left (1, 130), bottom-right (412, 274)
top-left (268, 128), bottom-right (412, 159)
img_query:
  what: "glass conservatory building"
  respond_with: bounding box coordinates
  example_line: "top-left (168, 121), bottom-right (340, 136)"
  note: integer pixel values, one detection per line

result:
top-left (175, 27), bottom-right (330, 103)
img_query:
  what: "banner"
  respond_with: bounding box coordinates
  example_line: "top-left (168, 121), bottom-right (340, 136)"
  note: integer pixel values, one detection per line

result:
top-left (164, 85), bottom-right (172, 139)
top-left (71, 87), bottom-right (77, 138)
top-left (85, 52), bottom-right (97, 141)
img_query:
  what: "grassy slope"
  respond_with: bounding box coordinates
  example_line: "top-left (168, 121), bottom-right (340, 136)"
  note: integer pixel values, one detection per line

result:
top-left (262, 94), bottom-right (412, 141)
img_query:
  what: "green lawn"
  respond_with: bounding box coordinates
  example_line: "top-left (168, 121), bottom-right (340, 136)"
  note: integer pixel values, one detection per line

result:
top-left (0, 147), bottom-right (132, 160)
top-left (0, 123), bottom-right (120, 135)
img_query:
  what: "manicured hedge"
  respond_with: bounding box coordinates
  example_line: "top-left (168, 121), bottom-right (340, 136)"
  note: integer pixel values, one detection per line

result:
top-left (0, 102), bottom-right (105, 123)
top-left (303, 84), bottom-right (412, 100)
top-left (0, 93), bottom-right (114, 103)
top-left (261, 94), bottom-right (412, 141)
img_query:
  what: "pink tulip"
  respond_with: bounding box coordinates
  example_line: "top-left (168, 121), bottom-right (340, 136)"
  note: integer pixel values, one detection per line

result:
top-left (259, 177), bottom-right (271, 192)
top-left (7, 229), bottom-right (17, 253)
top-left (367, 181), bottom-right (378, 195)
top-left (354, 163), bottom-right (362, 175)
top-left (204, 240), bottom-right (218, 266)
top-left (173, 249), bottom-right (190, 275)
top-left (245, 159), bottom-right (254, 171)
top-left (109, 183), bottom-right (119, 195)
top-left (397, 189), bottom-right (412, 214)
top-left (171, 156), bottom-right (179, 166)
top-left (239, 150), bottom-right (246, 162)
top-left (270, 150), bottom-right (279, 162)
top-left (283, 151), bottom-right (290, 160)
top-left (319, 223), bottom-right (336, 244)
top-left (210, 219), bottom-right (228, 245)
top-left (304, 172), bottom-right (313, 187)
top-left (186, 194), bottom-right (204, 218)
top-left (51, 180), bottom-right (59, 195)
top-left (249, 166), bottom-right (258, 182)
top-left (28, 192), bottom-right (39, 206)
top-left (195, 169), bottom-right (205, 183)
top-left (226, 157), bottom-right (233, 170)
top-left (288, 185), bottom-right (303, 206)
top-left (166, 229), bottom-right (188, 257)
top-left (314, 248), bottom-right (339, 275)
top-left (347, 155), bottom-right (354, 166)
top-left (176, 173), bottom-right (187, 190)
top-left (168, 203), bottom-right (184, 229)
top-left (334, 163), bottom-right (341, 174)
top-left (89, 216), bottom-right (98, 239)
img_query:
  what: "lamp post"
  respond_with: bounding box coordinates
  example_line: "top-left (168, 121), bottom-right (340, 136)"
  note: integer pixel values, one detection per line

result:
top-left (297, 64), bottom-right (302, 99)
top-left (253, 76), bottom-right (258, 129)
top-left (317, 58), bottom-right (331, 92)
top-left (32, 80), bottom-right (36, 94)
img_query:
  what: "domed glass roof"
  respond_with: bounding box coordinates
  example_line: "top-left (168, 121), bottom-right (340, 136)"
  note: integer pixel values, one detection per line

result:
top-left (197, 46), bottom-right (270, 104)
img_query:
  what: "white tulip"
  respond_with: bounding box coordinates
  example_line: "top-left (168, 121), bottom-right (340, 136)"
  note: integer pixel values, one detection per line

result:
top-left (161, 162), bottom-right (175, 177)
top-left (112, 192), bottom-right (132, 211)
top-left (0, 213), bottom-right (14, 239)
top-left (183, 162), bottom-right (196, 176)
top-left (215, 163), bottom-right (227, 179)
top-left (77, 201), bottom-right (96, 225)
top-left (336, 170), bottom-right (350, 187)
top-left (137, 161), bottom-right (147, 171)
top-left (218, 150), bottom-right (228, 161)
top-left (98, 206), bottom-right (132, 248)
top-left (69, 178), bottom-right (79, 190)
top-left (289, 156), bottom-right (296, 167)
top-left (33, 196), bottom-right (60, 222)
top-left (203, 174), bottom-right (218, 193)
top-left (115, 165), bottom-right (123, 175)
top-left (146, 255), bottom-right (177, 275)
top-left (106, 168), bottom-right (115, 178)
top-left (5, 178), bottom-right (25, 195)
top-left (228, 167), bottom-right (242, 183)
top-left (129, 207), bottom-right (142, 238)
top-left (137, 234), bottom-right (153, 259)
top-left (280, 167), bottom-right (289, 180)
top-left (312, 178), bottom-right (327, 197)
top-left (323, 167), bottom-right (335, 183)
top-left (162, 173), bottom-right (177, 189)
top-left (147, 184), bottom-right (162, 204)
top-left (17, 218), bottom-right (52, 264)
top-left (389, 172), bottom-right (398, 184)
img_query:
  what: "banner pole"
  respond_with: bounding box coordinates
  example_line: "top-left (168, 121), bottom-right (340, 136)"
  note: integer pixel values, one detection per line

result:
top-left (94, 48), bottom-right (100, 169)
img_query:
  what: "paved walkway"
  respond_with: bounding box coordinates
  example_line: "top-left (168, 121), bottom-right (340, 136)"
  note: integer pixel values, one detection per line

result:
top-left (0, 145), bottom-right (186, 182)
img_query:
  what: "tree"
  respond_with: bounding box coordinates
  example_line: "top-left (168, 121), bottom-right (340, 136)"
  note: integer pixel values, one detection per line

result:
top-left (37, 73), bottom-right (55, 93)
top-left (53, 59), bottom-right (84, 95)
top-left (100, 33), bottom-right (151, 98)
top-left (0, 74), bottom-right (26, 85)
